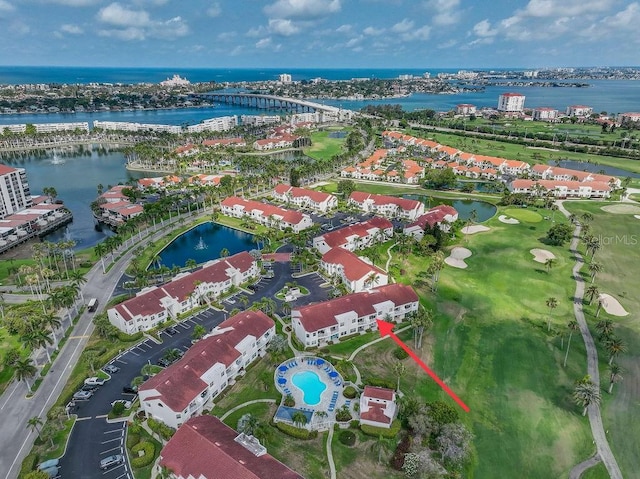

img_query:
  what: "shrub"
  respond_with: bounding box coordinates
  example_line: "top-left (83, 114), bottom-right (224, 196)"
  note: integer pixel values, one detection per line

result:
top-left (18, 452), bottom-right (39, 479)
top-left (130, 441), bottom-right (156, 468)
top-left (361, 420), bottom-right (402, 439)
top-left (343, 386), bottom-right (357, 399)
top-left (393, 348), bottom-right (409, 360)
top-left (362, 377), bottom-right (396, 390)
top-left (338, 430), bottom-right (356, 446)
top-left (349, 420), bottom-right (360, 429)
top-left (284, 394), bottom-right (295, 407)
top-left (390, 434), bottom-right (411, 470)
top-left (118, 331), bottom-right (143, 343)
top-left (275, 422), bottom-right (311, 439)
top-left (335, 405), bottom-right (352, 422)
top-left (147, 418), bottom-right (175, 441)
top-left (112, 402), bottom-right (125, 415)
top-left (126, 433), bottom-right (140, 449)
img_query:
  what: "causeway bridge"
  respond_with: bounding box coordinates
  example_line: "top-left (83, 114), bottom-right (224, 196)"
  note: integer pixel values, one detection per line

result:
top-left (196, 92), bottom-right (355, 121)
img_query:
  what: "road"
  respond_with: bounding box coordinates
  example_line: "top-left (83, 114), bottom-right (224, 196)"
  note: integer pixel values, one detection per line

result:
top-left (557, 201), bottom-right (623, 479)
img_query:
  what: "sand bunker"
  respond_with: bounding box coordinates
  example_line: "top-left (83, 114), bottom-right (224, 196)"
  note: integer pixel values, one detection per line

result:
top-left (461, 225), bottom-right (490, 235)
top-left (635, 215), bottom-right (640, 220)
top-left (601, 204), bottom-right (640, 214)
top-left (445, 247), bottom-right (472, 269)
top-left (499, 215), bottom-right (520, 224)
top-left (530, 248), bottom-right (556, 263)
top-left (598, 293), bottom-right (629, 317)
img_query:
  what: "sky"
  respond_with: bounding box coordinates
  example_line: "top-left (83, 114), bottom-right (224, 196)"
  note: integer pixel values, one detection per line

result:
top-left (0, 0), bottom-right (639, 68)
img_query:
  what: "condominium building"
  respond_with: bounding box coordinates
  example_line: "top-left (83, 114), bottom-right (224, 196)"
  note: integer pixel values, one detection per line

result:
top-left (272, 184), bottom-right (338, 213)
top-left (348, 191), bottom-right (425, 220)
top-left (320, 247), bottom-right (388, 293)
top-left (0, 165), bottom-right (32, 219)
top-left (532, 107), bottom-right (559, 122)
top-left (186, 116), bottom-right (238, 133)
top-left (312, 217), bottom-right (393, 255)
top-left (566, 105), bottom-right (593, 117)
top-left (497, 93), bottom-right (525, 112)
top-left (139, 310), bottom-right (275, 429)
top-left (220, 196), bottom-right (313, 233)
top-left (292, 284), bottom-right (419, 347)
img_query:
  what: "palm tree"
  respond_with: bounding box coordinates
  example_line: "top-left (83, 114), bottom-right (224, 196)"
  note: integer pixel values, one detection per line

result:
top-left (544, 257), bottom-right (556, 274)
top-left (14, 358), bottom-right (37, 392)
top-left (595, 298), bottom-right (604, 318)
top-left (545, 297), bottom-right (558, 331)
top-left (393, 360), bottom-right (406, 392)
top-left (369, 434), bottom-right (395, 464)
top-left (605, 337), bottom-right (626, 365)
top-left (563, 321), bottom-right (579, 367)
top-left (82, 349), bottom-right (100, 374)
top-left (608, 363), bottom-right (623, 394)
top-left (237, 413), bottom-right (260, 436)
top-left (220, 247), bottom-right (230, 258)
top-left (410, 307), bottom-right (433, 349)
top-left (588, 262), bottom-right (602, 283)
top-left (585, 285), bottom-right (600, 306)
top-left (26, 416), bottom-right (44, 442)
top-left (94, 242), bottom-right (106, 274)
top-left (291, 411), bottom-right (307, 428)
top-left (185, 258), bottom-right (197, 270)
top-left (429, 251), bottom-right (446, 292)
top-left (595, 319), bottom-right (614, 341)
top-left (573, 377), bottom-right (601, 416)
top-left (41, 313), bottom-right (62, 350)
top-left (68, 269), bottom-right (87, 301)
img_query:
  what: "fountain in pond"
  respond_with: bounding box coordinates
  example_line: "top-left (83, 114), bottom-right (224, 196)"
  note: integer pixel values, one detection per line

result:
top-left (194, 236), bottom-right (208, 250)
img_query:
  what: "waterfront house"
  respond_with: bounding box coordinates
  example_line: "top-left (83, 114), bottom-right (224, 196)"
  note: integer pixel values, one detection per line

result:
top-left (403, 204), bottom-right (458, 240)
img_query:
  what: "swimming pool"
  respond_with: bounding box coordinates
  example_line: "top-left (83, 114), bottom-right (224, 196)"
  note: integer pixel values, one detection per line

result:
top-left (292, 371), bottom-right (327, 406)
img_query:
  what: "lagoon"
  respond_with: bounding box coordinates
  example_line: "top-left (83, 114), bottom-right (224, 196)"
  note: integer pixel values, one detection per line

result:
top-left (404, 194), bottom-right (497, 222)
top-left (156, 222), bottom-right (255, 269)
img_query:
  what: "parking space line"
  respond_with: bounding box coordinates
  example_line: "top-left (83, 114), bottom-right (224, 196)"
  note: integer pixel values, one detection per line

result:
top-left (129, 350), bottom-right (140, 356)
top-left (115, 358), bottom-right (128, 364)
top-left (95, 414), bottom-right (108, 419)
top-left (103, 429), bottom-right (122, 434)
top-left (101, 437), bottom-right (121, 445)
top-left (101, 446), bottom-right (121, 455)
top-left (76, 416), bottom-right (92, 421)
top-left (103, 464), bottom-right (125, 475)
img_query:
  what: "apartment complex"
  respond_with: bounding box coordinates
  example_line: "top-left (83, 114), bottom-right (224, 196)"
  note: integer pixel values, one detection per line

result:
top-left (272, 184), bottom-right (338, 213)
top-left (497, 93), bottom-right (525, 112)
top-left (139, 310), bottom-right (274, 429)
top-left (0, 165), bottom-right (32, 218)
top-left (313, 217), bottom-right (393, 255)
top-left (292, 284), bottom-right (419, 347)
top-left (320, 247), bottom-right (388, 293)
top-left (220, 196), bottom-right (313, 233)
top-left (348, 191), bottom-right (425, 220)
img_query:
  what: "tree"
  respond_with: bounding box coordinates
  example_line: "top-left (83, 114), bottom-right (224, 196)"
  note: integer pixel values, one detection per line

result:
top-left (291, 411), bottom-right (307, 428)
top-left (544, 257), bottom-right (556, 274)
top-left (585, 285), bottom-right (600, 306)
top-left (185, 258), bottom-right (197, 269)
top-left (369, 434), bottom-right (395, 464)
top-left (545, 223), bottom-right (573, 246)
top-left (436, 422), bottom-right (473, 467)
top-left (237, 413), bottom-right (259, 435)
top-left (573, 376), bottom-right (601, 416)
top-left (608, 363), bottom-right (623, 394)
top-left (588, 261), bottom-right (603, 283)
top-left (15, 358), bottom-right (37, 392)
top-left (24, 471), bottom-right (49, 479)
top-left (545, 297), bottom-right (558, 331)
top-left (595, 319), bottom-right (614, 341)
top-left (337, 179), bottom-right (356, 198)
top-left (82, 349), bottom-right (100, 374)
top-left (393, 360), bottom-right (406, 392)
top-left (192, 324), bottom-right (206, 341)
top-left (410, 308), bottom-right (432, 349)
top-left (26, 416), bottom-right (44, 442)
top-left (219, 247), bottom-right (230, 258)
top-left (605, 337), bottom-right (626, 365)
top-left (563, 321), bottom-right (579, 367)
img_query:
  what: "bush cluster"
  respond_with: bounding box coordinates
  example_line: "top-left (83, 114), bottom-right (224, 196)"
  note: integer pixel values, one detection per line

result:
top-left (338, 430), bottom-right (356, 446)
top-left (130, 441), bottom-right (156, 468)
top-left (393, 348), bottom-right (409, 360)
top-left (275, 422), bottom-right (313, 439)
top-left (147, 418), bottom-right (175, 441)
top-left (342, 386), bottom-right (357, 399)
top-left (363, 377), bottom-right (396, 390)
top-left (361, 420), bottom-right (402, 439)
top-left (390, 434), bottom-right (411, 470)
top-left (126, 433), bottom-right (140, 449)
top-left (18, 452), bottom-right (39, 479)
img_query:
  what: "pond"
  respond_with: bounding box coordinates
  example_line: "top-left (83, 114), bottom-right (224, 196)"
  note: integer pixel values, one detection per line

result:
top-left (403, 195), bottom-right (497, 222)
top-left (548, 160), bottom-right (640, 179)
top-left (155, 222), bottom-right (255, 269)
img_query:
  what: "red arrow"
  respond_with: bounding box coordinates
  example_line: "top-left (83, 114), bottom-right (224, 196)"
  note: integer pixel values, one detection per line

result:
top-left (377, 319), bottom-right (470, 413)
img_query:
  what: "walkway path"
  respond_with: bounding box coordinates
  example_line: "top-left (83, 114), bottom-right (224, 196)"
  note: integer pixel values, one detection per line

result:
top-left (556, 201), bottom-right (623, 479)
top-left (325, 424), bottom-right (337, 479)
top-left (569, 454), bottom-right (601, 479)
top-left (219, 398), bottom-right (277, 421)
top-left (384, 243), bottom-right (397, 273)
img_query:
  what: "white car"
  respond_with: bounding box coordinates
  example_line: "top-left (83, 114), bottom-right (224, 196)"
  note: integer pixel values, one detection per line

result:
top-left (84, 377), bottom-right (106, 386)
top-left (111, 399), bottom-right (132, 410)
top-left (73, 390), bottom-right (93, 400)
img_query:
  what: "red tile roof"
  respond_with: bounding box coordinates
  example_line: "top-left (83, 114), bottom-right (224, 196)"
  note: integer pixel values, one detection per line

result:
top-left (160, 416), bottom-right (303, 479)
top-left (0, 164), bottom-right (19, 175)
top-left (406, 204), bottom-right (458, 230)
top-left (363, 386), bottom-right (395, 401)
top-left (293, 284), bottom-right (418, 332)
top-left (360, 401), bottom-right (392, 425)
top-left (318, 217), bottom-right (392, 249)
top-left (140, 310), bottom-right (273, 412)
top-left (221, 196), bottom-right (307, 226)
top-left (273, 184), bottom-right (334, 204)
top-left (322, 248), bottom-right (385, 282)
top-left (349, 191), bottom-right (422, 212)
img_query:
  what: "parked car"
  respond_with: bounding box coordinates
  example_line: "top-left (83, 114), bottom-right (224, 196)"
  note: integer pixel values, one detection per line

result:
top-left (84, 377), bottom-right (107, 386)
top-left (100, 454), bottom-right (123, 471)
top-left (122, 385), bottom-right (138, 395)
top-left (37, 459), bottom-right (59, 471)
top-left (157, 357), bottom-right (171, 367)
top-left (103, 364), bottom-right (120, 374)
top-left (111, 399), bottom-right (132, 410)
top-left (81, 384), bottom-right (98, 392)
top-left (73, 390), bottom-right (93, 400)
top-left (164, 326), bottom-right (178, 335)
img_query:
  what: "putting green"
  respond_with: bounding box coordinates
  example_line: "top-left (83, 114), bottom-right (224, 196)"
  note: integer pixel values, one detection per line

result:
top-left (503, 208), bottom-right (543, 223)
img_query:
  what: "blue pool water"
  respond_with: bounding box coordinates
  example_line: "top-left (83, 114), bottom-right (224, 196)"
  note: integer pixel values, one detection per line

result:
top-left (292, 371), bottom-right (327, 406)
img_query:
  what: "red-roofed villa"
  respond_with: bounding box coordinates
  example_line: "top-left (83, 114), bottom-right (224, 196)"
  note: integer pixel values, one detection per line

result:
top-left (359, 386), bottom-right (397, 429)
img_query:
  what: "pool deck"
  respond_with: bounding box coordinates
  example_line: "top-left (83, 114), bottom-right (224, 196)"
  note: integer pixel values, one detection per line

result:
top-left (275, 356), bottom-right (354, 428)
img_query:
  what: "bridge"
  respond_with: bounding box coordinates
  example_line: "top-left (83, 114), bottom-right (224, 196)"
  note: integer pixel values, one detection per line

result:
top-left (196, 92), bottom-right (355, 122)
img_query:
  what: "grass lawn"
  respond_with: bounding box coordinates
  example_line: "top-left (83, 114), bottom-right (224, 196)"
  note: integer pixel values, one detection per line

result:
top-left (354, 204), bottom-right (596, 478)
top-left (502, 207), bottom-right (544, 223)
top-left (581, 462), bottom-right (611, 479)
top-left (331, 428), bottom-right (404, 479)
top-left (304, 129), bottom-right (348, 161)
top-left (563, 200), bottom-right (640, 479)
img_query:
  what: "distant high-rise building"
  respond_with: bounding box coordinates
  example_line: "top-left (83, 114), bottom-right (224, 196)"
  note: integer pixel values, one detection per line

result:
top-left (456, 104), bottom-right (477, 116)
top-left (0, 164), bottom-right (32, 219)
top-left (279, 73), bottom-right (292, 84)
top-left (497, 93), bottom-right (525, 112)
top-left (566, 105), bottom-right (593, 117)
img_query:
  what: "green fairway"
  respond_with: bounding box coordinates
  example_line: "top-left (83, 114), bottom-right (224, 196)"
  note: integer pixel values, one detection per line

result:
top-left (503, 207), bottom-right (544, 222)
top-left (352, 204), bottom-right (597, 478)
top-left (563, 201), bottom-right (640, 479)
top-left (304, 129), bottom-right (349, 161)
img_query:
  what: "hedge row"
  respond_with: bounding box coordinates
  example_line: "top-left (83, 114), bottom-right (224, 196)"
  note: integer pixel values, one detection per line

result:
top-left (130, 441), bottom-right (156, 468)
top-left (147, 418), bottom-right (175, 441)
top-left (118, 331), bottom-right (143, 343)
top-left (18, 452), bottom-right (39, 479)
top-left (362, 377), bottom-right (396, 390)
top-left (126, 433), bottom-right (140, 449)
top-left (275, 422), bottom-right (316, 440)
top-left (360, 420), bottom-right (402, 438)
